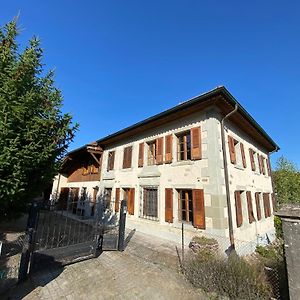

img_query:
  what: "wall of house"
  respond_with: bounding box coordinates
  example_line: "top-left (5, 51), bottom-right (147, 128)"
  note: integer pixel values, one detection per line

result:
top-left (224, 117), bottom-right (275, 251)
top-left (98, 108), bottom-right (231, 245)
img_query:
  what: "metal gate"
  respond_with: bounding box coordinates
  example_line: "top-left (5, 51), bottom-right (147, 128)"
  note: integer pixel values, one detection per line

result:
top-left (18, 199), bottom-right (127, 280)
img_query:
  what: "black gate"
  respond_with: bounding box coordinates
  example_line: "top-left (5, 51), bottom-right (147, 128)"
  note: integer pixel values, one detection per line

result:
top-left (19, 199), bottom-right (127, 280)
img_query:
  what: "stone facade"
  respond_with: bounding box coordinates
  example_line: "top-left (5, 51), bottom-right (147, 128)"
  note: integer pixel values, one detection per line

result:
top-left (50, 87), bottom-right (277, 254)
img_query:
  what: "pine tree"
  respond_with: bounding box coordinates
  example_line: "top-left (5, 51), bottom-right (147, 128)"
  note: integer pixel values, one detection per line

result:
top-left (0, 19), bottom-right (78, 220)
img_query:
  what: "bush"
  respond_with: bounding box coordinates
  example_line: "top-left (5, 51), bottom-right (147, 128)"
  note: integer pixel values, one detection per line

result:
top-left (184, 250), bottom-right (272, 299)
top-left (256, 241), bottom-right (288, 299)
top-left (274, 216), bottom-right (283, 239)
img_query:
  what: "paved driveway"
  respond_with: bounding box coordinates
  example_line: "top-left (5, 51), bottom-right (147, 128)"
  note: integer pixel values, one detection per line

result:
top-left (3, 231), bottom-right (205, 300)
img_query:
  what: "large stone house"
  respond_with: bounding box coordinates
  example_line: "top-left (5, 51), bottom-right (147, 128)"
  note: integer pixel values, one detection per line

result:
top-left (51, 86), bottom-right (279, 253)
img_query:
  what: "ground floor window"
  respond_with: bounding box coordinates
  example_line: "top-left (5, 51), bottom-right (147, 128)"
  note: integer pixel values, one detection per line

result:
top-left (178, 189), bottom-right (193, 223)
top-left (140, 187), bottom-right (158, 220)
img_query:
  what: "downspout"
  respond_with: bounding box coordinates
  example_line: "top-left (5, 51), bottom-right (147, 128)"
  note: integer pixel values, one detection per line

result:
top-left (220, 103), bottom-right (238, 251)
top-left (269, 146), bottom-right (279, 209)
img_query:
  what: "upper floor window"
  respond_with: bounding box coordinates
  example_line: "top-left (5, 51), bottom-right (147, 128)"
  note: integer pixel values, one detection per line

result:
top-left (123, 146), bottom-right (132, 169)
top-left (177, 127), bottom-right (202, 161)
top-left (107, 151), bottom-right (115, 171)
top-left (147, 141), bottom-right (156, 165)
top-left (177, 131), bottom-right (191, 161)
top-left (228, 136), bottom-right (246, 168)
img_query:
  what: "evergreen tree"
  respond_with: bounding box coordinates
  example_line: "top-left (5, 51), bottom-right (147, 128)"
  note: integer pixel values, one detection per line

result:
top-left (0, 19), bottom-right (78, 220)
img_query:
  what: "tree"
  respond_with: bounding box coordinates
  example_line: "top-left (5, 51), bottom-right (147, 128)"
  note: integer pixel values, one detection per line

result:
top-left (273, 156), bottom-right (300, 205)
top-left (0, 19), bottom-right (78, 220)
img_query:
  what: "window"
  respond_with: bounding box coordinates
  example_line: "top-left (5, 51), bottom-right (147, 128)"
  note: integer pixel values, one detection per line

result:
top-left (263, 193), bottom-right (271, 218)
top-left (104, 188), bottom-right (112, 210)
top-left (177, 189), bottom-right (205, 229)
top-left (140, 187), bottom-right (158, 220)
top-left (261, 156), bottom-right (266, 175)
top-left (178, 189), bottom-right (193, 223)
top-left (123, 146), bottom-right (132, 169)
top-left (177, 131), bottom-right (191, 161)
top-left (123, 188), bottom-right (135, 215)
top-left (107, 151), bottom-right (115, 171)
top-left (249, 149), bottom-right (256, 171)
top-left (147, 141), bottom-right (156, 165)
top-left (228, 136), bottom-right (246, 168)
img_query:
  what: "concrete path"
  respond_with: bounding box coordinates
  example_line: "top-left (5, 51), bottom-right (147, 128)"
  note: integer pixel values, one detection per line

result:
top-left (3, 231), bottom-right (206, 300)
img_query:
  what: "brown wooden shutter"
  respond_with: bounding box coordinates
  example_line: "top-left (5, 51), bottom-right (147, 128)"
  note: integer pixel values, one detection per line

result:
top-left (249, 149), bottom-right (255, 171)
top-left (263, 193), bottom-right (271, 218)
top-left (115, 188), bottom-right (120, 212)
top-left (165, 188), bottom-right (173, 223)
top-left (258, 153), bottom-right (262, 173)
top-left (261, 156), bottom-right (266, 175)
top-left (108, 151), bottom-right (115, 171)
top-left (165, 135), bottom-right (173, 163)
top-left (191, 127), bottom-right (202, 160)
top-left (228, 136), bottom-right (236, 164)
top-left (128, 146), bottom-right (132, 168)
top-left (156, 137), bottom-right (163, 164)
top-left (123, 148), bottom-right (127, 169)
top-left (246, 191), bottom-right (255, 223)
top-left (255, 193), bottom-right (262, 221)
top-left (192, 189), bottom-right (205, 229)
top-left (271, 193), bottom-right (276, 211)
top-left (266, 158), bottom-right (271, 176)
top-left (234, 191), bottom-right (243, 227)
top-left (240, 143), bottom-right (247, 168)
top-left (138, 143), bottom-right (144, 167)
top-left (128, 188), bottom-right (135, 215)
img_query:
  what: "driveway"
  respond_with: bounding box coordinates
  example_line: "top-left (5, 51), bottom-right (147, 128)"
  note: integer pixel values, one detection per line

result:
top-left (3, 231), bottom-right (206, 300)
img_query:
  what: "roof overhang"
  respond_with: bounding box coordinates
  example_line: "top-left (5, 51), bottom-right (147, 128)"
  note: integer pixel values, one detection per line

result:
top-left (66, 86), bottom-right (279, 159)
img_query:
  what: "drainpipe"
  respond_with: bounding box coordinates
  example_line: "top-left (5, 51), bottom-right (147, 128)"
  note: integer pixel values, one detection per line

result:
top-left (220, 103), bottom-right (238, 251)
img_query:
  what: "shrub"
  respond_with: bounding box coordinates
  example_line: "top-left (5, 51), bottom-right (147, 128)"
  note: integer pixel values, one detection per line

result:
top-left (256, 241), bottom-right (288, 299)
top-left (184, 250), bottom-right (272, 299)
top-left (274, 216), bottom-right (283, 239)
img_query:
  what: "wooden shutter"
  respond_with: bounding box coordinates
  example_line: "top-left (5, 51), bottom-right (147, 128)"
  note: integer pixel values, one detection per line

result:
top-left (128, 188), bottom-right (135, 215)
top-left (266, 158), bottom-right (271, 176)
top-left (138, 143), bottom-right (144, 167)
top-left (115, 188), bottom-right (120, 212)
top-left (246, 191), bottom-right (255, 223)
top-left (156, 137), bottom-right (163, 164)
top-left (258, 154), bottom-right (262, 173)
top-left (271, 193), bottom-right (276, 211)
top-left (191, 127), bottom-right (202, 160)
top-left (261, 156), bottom-right (266, 175)
top-left (249, 149), bottom-right (255, 171)
top-left (263, 193), bottom-right (271, 218)
top-left (240, 143), bottom-right (247, 168)
top-left (165, 188), bottom-right (173, 223)
top-left (255, 193), bottom-right (262, 221)
top-left (165, 135), bottom-right (173, 163)
top-left (128, 146), bottom-right (132, 168)
top-left (228, 136), bottom-right (236, 164)
top-left (108, 151), bottom-right (115, 171)
top-left (234, 191), bottom-right (243, 227)
top-left (192, 189), bottom-right (205, 229)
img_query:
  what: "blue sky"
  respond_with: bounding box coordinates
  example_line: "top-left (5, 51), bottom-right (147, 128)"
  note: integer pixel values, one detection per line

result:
top-left (2, 1), bottom-right (300, 168)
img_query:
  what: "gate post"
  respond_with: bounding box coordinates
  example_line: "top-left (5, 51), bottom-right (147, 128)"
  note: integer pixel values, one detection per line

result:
top-left (18, 202), bottom-right (39, 282)
top-left (117, 200), bottom-right (127, 251)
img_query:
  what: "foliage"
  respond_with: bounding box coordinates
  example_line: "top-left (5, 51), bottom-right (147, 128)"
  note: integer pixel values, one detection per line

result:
top-left (184, 250), bottom-right (272, 299)
top-left (190, 235), bottom-right (218, 246)
top-left (0, 19), bottom-right (78, 220)
top-left (256, 241), bottom-right (289, 299)
top-left (273, 156), bottom-right (300, 205)
top-left (274, 215), bottom-right (283, 239)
